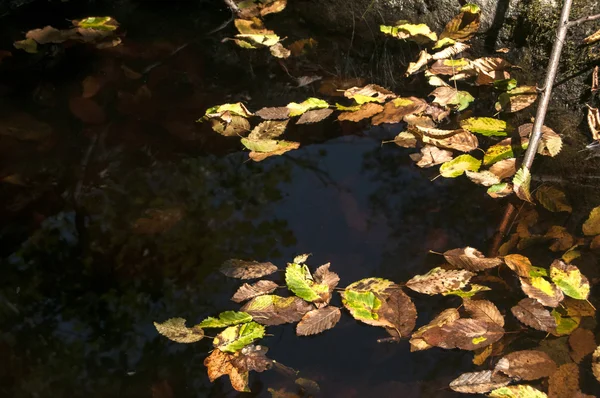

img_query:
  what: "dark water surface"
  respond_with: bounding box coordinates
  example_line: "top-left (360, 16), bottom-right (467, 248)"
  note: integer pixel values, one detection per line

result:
top-left (1, 2), bottom-right (599, 398)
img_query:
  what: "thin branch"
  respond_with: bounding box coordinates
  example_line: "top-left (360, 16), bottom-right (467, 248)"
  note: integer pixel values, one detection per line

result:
top-left (223, 0), bottom-right (241, 16)
top-left (567, 12), bottom-right (600, 27)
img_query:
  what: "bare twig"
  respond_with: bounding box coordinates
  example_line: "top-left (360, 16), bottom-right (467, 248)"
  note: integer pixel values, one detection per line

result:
top-left (223, 0), bottom-right (241, 16)
top-left (567, 12), bottom-right (600, 27)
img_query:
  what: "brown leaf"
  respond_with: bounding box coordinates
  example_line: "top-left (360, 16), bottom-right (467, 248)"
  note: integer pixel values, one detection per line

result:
top-left (318, 77), bottom-right (365, 97)
top-left (406, 49), bottom-right (432, 75)
top-left (410, 145), bottom-right (453, 168)
top-left (518, 123), bottom-right (562, 157)
top-left (69, 97), bottom-right (106, 124)
top-left (520, 277), bottom-right (564, 307)
top-left (132, 207), bottom-right (184, 235)
top-left (592, 65), bottom-right (599, 93)
top-left (378, 287), bottom-right (418, 340)
top-left (248, 141), bottom-right (300, 162)
top-left (429, 59), bottom-right (472, 75)
top-left (392, 132), bottom-right (418, 148)
top-left (371, 97), bottom-right (427, 125)
top-left (296, 306), bottom-right (341, 336)
top-left (548, 363), bottom-right (580, 398)
top-left (410, 308), bottom-right (460, 351)
top-left (489, 158), bottom-right (517, 179)
top-left (313, 263), bottom-right (340, 292)
top-left (545, 226), bottom-right (574, 252)
top-left (204, 349), bottom-right (250, 392)
top-left (503, 254), bottom-right (533, 278)
top-left (220, 259), bottom-right (278, 279)
top-left (422, 318), bottom-right (504, 350)
top-left (421, 130), bottom-right (479, 152)
top-left (240, 295), bottom-right (313, 326)
top-left (495, 350), bottom-right (557, 380)
top-left (464, 299), bottom-right (504, 327)
top-left (496, 86), bottom-right (538, 113)
top-left (256, 106), bottom-right (290, 120)
top-left (296, 108), bottom-right (332, 124)
top-left (210, 115), bottom-right (250, 137)
top-left (231, 280), bottom-right (279, 303)
top-left (583, 27), bottom-right (600, 44)
top-left (562, 297), bottom-right (596, 317)
top-left (404, 114), bottom-right (436, 128)
top-left (270, 42), bottom-right (291, 59)
top-left (81, 75), bottom-right (103, 98)
top-left (449, 370), bottom-right (511, 394)
top-left (432, 42), bottom-right (470, 60)
top-left (593, 346), bottom-right (600, 383)
top-left (425, 103), bottom-right (451, 122)
top-left (440, 7), bottom-right (480, 41)
top-left (535, 186), bottom-right (572, 213)
top-left (344, 84), bottom-right (396, 103)
top-left (154, 318), bottom-right (204, 343)
top-left (473, 344), bottom-right (493, 365)
top-left (26, 25), bottom-right (68, 44)
top-left (405, 267), bottom-right (474, 295)
top-left (511, 298), bottom-right (556, 332)
top-left (569, 328), bottom-right (597, 364)
top-left (443, 247), bottom-right (503, 271)
top-left (465, 170), bottom-right (501, 187)
top-left (232, 344), bottom-right (273, 373)
top-left (337, 102), bottom-right (383, 122)
top-left (248, 120), bottom-right (289, 140)
top-left (586, 104), bottom-right (600, 141)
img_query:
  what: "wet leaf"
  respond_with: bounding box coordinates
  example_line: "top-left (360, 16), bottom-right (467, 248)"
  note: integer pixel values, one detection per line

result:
top-left (285, 262), bottom-right (329, 303)
top-left (232, 280), bottom-right (279, 303)
top-left (520, 276), bottom-right (564, 307)
top-left (337, 102), bottom-right (383, 122)
top-left (342, 289), bottom-right (381, 325)
top-left (562, 297), bottom-right (595, 317)
top-left (586, 104), bottom-right (600, 141)
top-left (220, 259), bottom-right (278, 280)
top-left (378, 287), bottom-right (417, 339)
top-left (470, 57), bottom-right (513, 84)
top-left (534, 186), bottom-right (571, 213)
top-left (296, 306), bottom-right (341, 336)
top-left (296, 108), bottom-right (332, 124)
top-left (439, 3), bottom-right (481, 41)
top-left (484, 138), bottom-right (529, 165)
top-left (495, 86), bottom-right (538, 113)
top-left (569, 328), bottom-right (596, 363)
top-left (313, 263), bottom-right (340, 293)
top-left (460, 117), bottom-right (513, 137)
top-left (494, 78), bottom-right (518, 91)
top-left (444, 247), bottom-right (503, 271)
top-left (371, 97), bottom-right (427, 125)
top-left (511, 298), bottom-right (556, 332)
top-left (503, 254), bottom-right (533, 278)
top-left (593, 346), bottom-right (600, 382)
top-left (429, 87), bottom-right (474, 111)
top-left (487, 183), bottom-right (514, 198)
top-left (210, 115), bottom-right (251, 136)
top-left (410, 308), bottom-right (460, 351)
top-left (14, 38), bottom-right (38, 53)
top-left (422, 130), bottom-right (479, 152)
top-left (410, 145), bottom-right (454, 168)
top-left (513, 166), bottom-right (533, 202)
top-left (548, 363), bottom-right (579, 398)
top-left (406, 50), bottom-right (432, 75)
top-left (154, 318), bottom-right (204, 343)
top-left (442, 284), bottom-right (491, 298)
top-left (428, 59), bottom-right (471, 75)
top-left (422, 318), bottom-right (504, 350)
top-left (550, 310), bottom-right (580, 336)
top-left (344, 84), bottom-right (396, 104)
top-left (405, 267), bottom-right (475, 295)
top-left (205, 102), bottom-right (253, 119)
top-left (198, 311), bottom-right (253, 328)
top-left (246, 140), bottom-right (300, 161)
top-left (392, 132), bottom-right (418, 148)
top-left (248, 120), bottom-right (289, 140)
top-left (73, 16), bottom-right (118, 30)
top-left (489, 385), bottom-right (548, 398)
top-left (495, 350), bottom-right (556, 380)
top-left (544, 226), bottom-right (574, 252)
top-left (380, 23), bottom-right (437, 44)
top-left (549, 260), bottom-right (590, 300)
top-left (256, 107), bottom-right (290, 120)
top-left (286, 98), bottom-right (329, 117)
top-left (234, 18), bottom-right (280, 47)
top-left (288, 38), bottom-right (318, 57)
top-left (466, 170), bottom-right (501, 187)
top-left (449, 370), bottom-right (511, 394)
top-left (295, 378), bottom-right (320, 395)
top-left (440, 154), bottom-right (481, 178)
top-left (243, 136), bottom-right (296, 152)
top-left (213, 321), bottom-right (265, 353)
top-left (204, 349), bottom-right (250, 392)
top-left (464, 299), bottom-right (504, 327)
top-left (518, 123), bottom-right (563, 157)
top-left (233, 344), bottom-right (273, 373)
top-left (293, 254), bottom-right (310, 264)
top-left (69, 97), bottom-right (106, 124)
top-left (241, 295), bottom-right (313, 325)
top-left (582, 206), bottom-right (600, 236)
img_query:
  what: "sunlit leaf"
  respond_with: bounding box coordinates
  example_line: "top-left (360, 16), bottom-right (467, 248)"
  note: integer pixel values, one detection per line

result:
top-left (466, 170), bottom-right (501, 187)
top-left (449, 370), bottom-right (511, 394)
top-left (199, 311), bottom-right (253, 328)
top-left (232, 280), bottom-right (279, 303)
top-left (583, 27), bottom-right (600, 44)
top-left (495, 350), bottom-right (556, 380)
top-left (204, 349), bottom-right (250, 392)
top-left (220, 259), bottom-right (278, 279)
top-left (443, 247), bottom-right (503, 271)
top-left (432, 42), bottom-right (470, 60)
top-left (296, 306), bottom-right (341, 336)
top-left (213, 321), bottom-right (265, 353)
top-left (204, 102), bottom-right (253, 119)
top-left (422, 318), bottom-right (504, 350)
top-left (440, 154), bottom-right (481, 178)
top-left (154, 318), bottom-right (204, 343)
top-left (489, 385), bottom-right (548, 398)
top-left (255, 106), bottom-right (290, 120)
top-left (513, 166), bottom-right (533, 202)
top-left (342, 289), bottom-right (381, 325)
top-left (439, 3), bottom-right (481, 41)
top-left (520, 276), bottom-right (564, 307)
top-left (464, 299), bottom-right (504, 327)
top-left (410, 308), bottom-right (460, 351)
top-left (296, 108), bottom-right (333, 124)
top-left (371, 97), bottom-right (428, 125)
top-left (495, 86), bottom-right (538, 113)
top-left (428, 58), bottom-right (472, 75)
top-left (242, 139), bottom-right (300, 161)
top-left (410, 145), bottom-right (453, 168)
top-left (550, 310), bottom-right (580, 336)
top-left (511, 298), bottom-right (556, 332)
top-left (429, 87), bottom-right (474, 111)
top-left (380, 23), bottom-right (437, 44)
top-left (549, 260), bottom-right (590, 300)
top-left (503, 254), bottom-right (533, 278)
top-left (248, 120), bottom-right (289, 140)
top-left (286, 97), bottom-right (329, 117)
top-left (287, 38), bottom-right (318, 56)
top-left (493, 78), bottom-right (518, 91)
top-left (269, 42), bottom-right (291, 58)
top-left (73, 16), bottom-right (119, 31)
top-left (405, 267), bottom-right (474, 295)
top-left (487, 183), bottom-right (513, 198)
top-left (483, 139), bottom-right (528, 165)
top-left (470, 57), bottom-right (513, 85)
top-left (337, 102), bottom-right (383, 122)
top-left (393, 132), bottom-right (418, 148)
top-left (406, 50), bottom-right (432, 75)
top-left (285, 262), bottom-right (329, 303)
top-left (518, 123), bottom-right (563, 157)
top-left (344, 84), bottom-right (396, 104)
top-left (582, 205), bottom-right (600, 236)
top-left (313, 263), bottom-right (340, 293)
top-left (592, 346), bottom-right (600, 382)
top-left (442, 284), bottom-right (491, 298)
top-left (460, 117), bottom-right (513, 137)
top-left (241, 295), bottom-right (313, 326)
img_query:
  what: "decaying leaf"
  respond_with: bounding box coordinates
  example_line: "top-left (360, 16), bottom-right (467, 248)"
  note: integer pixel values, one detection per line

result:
top-left (232, 280), bottom-right (279, 303)
top-left (429, 58), bottom-right (472, 75)
top-left (406, 267), bottom-right (474, 295)
top-left (513, 166), bottom-right (533, 202)
top-left (518, 123), bottom-right (562, 157)
top-left (561, 245), bottom-right (582, 264)
top-left (296, 306), bottom-right (341, 336)
top-left (410, 145), bottom-right (453, 168)
top-left (449, 370), bottom-right (511, 394)
top-left (583, 27), bottom-right (600, 44)
top-left (220, 259), bottom-right (278, 279)
top-left (234, 18), bottom-right (280, 48)
top-left (439, 3), bottom-right (481, 42)
top-left (550, 309), bottom-right (581, 336)
top-left (199, 311), bottom-right (253, 328)
top-left (213, 321), bottom-right (265, 353)
top-left (593, 345), bottom-right (600, 382)
top-left (442, 284), bottom-right (491, 298)
top-left (285, 262), bottom-right (331, 304)
top-left (337, 102), bottom-right (383, 122)
top-left (582, 205), bottom-right (600, 236)
top-left (380, 23), bottom-right (438, 44)
top-left (460, 117), bottom-right (513, 137)
top-left (296, 108), bottom-right (333, 124)
top-left (535, 186), bottom-right (572, 213)
top-left (520, 276), bottom-right (564, 308)
top-left (488, 183), bottom-right (514, 198)
top-left (422, 129), bottom-right (479, 152)
top-left (154, 318), bottom-right (204, 343)
top-left (313, 263), bottom-right (340, 293)
top-left (443, 247), bottom-right (503, 271)
top-left (269, 42), bottom-right (291, 58)
top-left (511, 298), bottom-right (557, 332)
top-left (440, 154), bottom-right (481, 178)
top-left (344, 84), bottom-right (396, 104)
top-left (568, 328), bottom-right (596, 364)
top-left (483, 137), bottom-right (529, 165)
top-left (429, 87), bottom-right (474, 111)
top-left (549, 260), bottom-right (590, 300)
top-left (470, 57), bottom-right (513, 85)
top-left (495, 86), bottom-right (538, 113)
top-left (256, 106), bottom-right (290, 120)
top-left (495, 350), bottom-right (556, 380)
top-left (393, 132), bottom-right (418, 148)
top-left (591, 66), bottom-right (598, 93)
top-left (286, 97), bottom-right (329, 117)
top-left (544, 226), bottom-right (574, 252)
top-left (204, 349), bottom-right (250, 392)
top-left (406, 50), bottom-right (432, 76)
top-left (503, 254), bottom-right (534, 278)
top-left (371, 97), bottom-right (428, 125)
top-left (241, 295), bottom-right (313, 325)
top-left (422, 318), bottom-right (504, 350)
top-left (432, 42), bottom-right (470, 60)
top-left (410, 308), bottom-right (460, 351)
top-left (548, 363), bottom-right (580, 398)
top-left (586, 104), bottom-right (600, 141)
top-left (465, 170), bottom-right (501, 187)
top-left (244, 139), bottom-right (300, 161)
top-left (489, 385), bottom-right (548, 398)
top-left (562, 297), bottom-right (595, 317)
top-left (248, 120), bottom-right (288, 140)
top-left (464, 299), bottom-right (504, 327)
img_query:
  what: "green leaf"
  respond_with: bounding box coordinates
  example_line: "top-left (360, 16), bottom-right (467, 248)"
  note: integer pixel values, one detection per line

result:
top-left (493, 78), bottom-right (518, 91)
top-left (198, 311), bottom-right (253, 328)
top-left (341, 289), bottom-right (381, 323)
top-left (441, 284), bottom-right (491, 298)
top-left (154, 318), bottom-right (205, 343)
top-left (550, 310), bottom-right (580, 336)
top-left (285, 263), bottom-right (329, 302)
top-left (433, 37), bottom-right (456, 49)
top-left (440, 154), bottom-right (481, 178)
top-left (286, 97), bottom-right (329, 117)
top-left (549, 260), bottom-right (590, 300)
top-left (460, 3), bottom-right (481, 13)
top-left (460, 117), bottom-right (513, 137)
top-left (213, 321), bottom-right (265, 353)
top-left (513, 167), bottom-right (533, 202)
top-left (74, 16), bottom-right (119, 31)
top-left (489, 385), bottom-right (548, 398)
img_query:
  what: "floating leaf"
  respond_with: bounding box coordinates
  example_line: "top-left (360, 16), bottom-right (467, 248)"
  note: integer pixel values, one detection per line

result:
top-left (429, 58), bottom-right (472, 75)
top-left (209, 115), bottom-right (251, 136)
top-left (487, 183), bottom-right (513, 198)
top-left (549, 260), bottom-right (590, 300)
top-left (460, 117), bottom-right (513, 137)
top-left (442, 284), bottom-right (491, 298)
top-left (248, 120), bottom-right (289, 140)
top-left (466, 170), bottom-right (501, 187)
top-left (503, 254), bottom-right (533, 278)
top-left (246, 140), bottom-right (300, 161)
top-left (449, 370), bottom-right (511, 394)
top-left (495, 350), bottom-right (556, 380)
top-left (255, 107), bottom-right (290, 120)
top-left (520, 276), bottom-right (564, 307)
top-left (562, 296), bottom-right (595, 317)
top-left (14, 38), bottom-right (38, 53)
top-left (296, 306), bottom-right (341, 336)
top-left (234, 19), bottom-right (280, 48)
top-left (470, 57), bottom-right (513, 85)
top-left (422, 318), bottom-right (504, 350)
top-left (545, 226), bottom-right (574, 252)
top-left (213, 321), bottom-right (265, 353)
top-left (429, 87), bottom-right (474, 111)
top-left (286, 98), bottom-right (329, 117)
top-left (296, 108), bottom-right (333, 124)
top-left (154, 318), bottom-right (204, 343)
top-left (511, 298), bottom-right (556, 332)
top-left (342, 289), bottom-right (382, 325)
top-left (285, 262), bottom-right (329, 303)
top-left (410, 145), bottom-right (453, 168)
top-left (513, 166), bottom-right (533, 202)
top-left (432, 42), bottom-right (470, 60)
top-left (313, 263), bottom-right (340, 293)
top-left (518, 123), bottom-right (563, 157)
top-left (496, 86), bottom-right (538, 113)
top-left (551, 309), bottom-right (580, 336)
top-left (199, 311), bottom-right (253, 328)
top-left (582, 206), bottom-right (600, 236)
top-left (371, 97), bottom-right (428, 125)
top-left (484, 139), bottom-right (528, 165)
top-left (548, 362), bottom-right (580, 398)
top-left (220, 259), bottom-right (278, 279)
top-left (204, 348), bottom-right (250, 392)
top-left (204, 102), bottom-right (253, 119)
top-left (393, 132), bottom-right (418, 148)
top-left (406, 50), bottom-right (432, 75)
top-left (487, 159), bottom-right (517, 180)
top-left (337, 102), bottom-right (383, 122)
top-left (241, 295), bottom-right (313, 326)
top-left (440, 154), bottom-right (481, 178)
top-left (422, 130), bottom-right (479, 152)
top-left (569, 328), bottom-right (597, 364)
top-left (269, 42), bottom-right (290, 58)
top-left (444, 247), bottom-right (503, 271)
top-left (380, 23), bottom-right (437, 44)
top-left (489, 385), bottom-right (548, 398)
top-left (344, 84), bottom-right (396, 104)
top-left (232, 280), bottom-right (279, 303)
top-left (405, 267), bottom-right (474, 295)
top-left (439, 3), bottom-right (481, 41)
top-left (464, 299), bottom-right (504, 327)
top-left (410, 308), bottom-right (460, 351)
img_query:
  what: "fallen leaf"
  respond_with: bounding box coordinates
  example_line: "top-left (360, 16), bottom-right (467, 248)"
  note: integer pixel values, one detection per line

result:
top-left (429, 86), bottom-right (474, 111)
top-left (154, 318), bottom-right (204, 343)
top-left (410, 308), bottom-right (460, 351)
top-left (286, 97), bottom-right (329, 117)
top-left (256, 107), bottom-right (290, 120)
top-left (344, 84), bottom-right (396, 104)
top-left (449, 370), bottom-right (511, 394)
top-left (422, 318), bottom-right (504, 350)
top-left (81, 75), bottom-right (103, 98)
top-left (544, 226), bottom-right (574, 252)
top-left (406, 267), bottom-right (475, 295)
top-left (380, 23), bottom-right (438, 44)
top-left (518, 123), bottom-right (562, 157)
top-left (591, 66), bottom-right (598, 93)
top-left (69, 97), bottom-right (106, 124)
top-left (241, 295), bottom-right (313, 325)
top-left (487, 183), bottom-right (514, 198)
top-left (582, 205), bottom-right (600, 236)
top-left (337, 102), bottom-right (383, 122)
top-left (548, 363), bottom-right (579, 398)
top-left (562, 297), bottom-right (595, 317)
top-left (503, 254), bottom-right (534, 278)
top-left (520, 276), bottom-right (564, 307)
top-left (371, 97), bottom-right (427, 125)
top-left (440, 154), bottom-right (481, 177)
top-left (464, 299), bottom-right (504, 327)
top-left (495, 350), bottom-right (557, 380)
top-left (410, 145), bottom-right (453, 168)
top-left (593, 346), bottom-right (600, 382)
top-left (313, 263), bottom-right (340, 293)
top-left (439, 3), bottom-right (481, 41)
top-left (484, 137), bottom-right (529, 165)
top-left (233, 344), bottom-right (273, 373)
top-left (586, 104), bottom-right (600, 141)
top-left (550, 309), bottom-right (580, 336)
top-left (247, 141), bottom-right (300, 161)
top-left (432, 42), bottom-right (470, 60)
top-left (406, 50), bottom-right (432, 75)
top-left (296, 306), bottom-right (341, 336)
top-left (569, 328), bottom-right (596, 363)
top-left (232, 280), bottom-right (279, 303)
top-left (513, 166), bottom-right (533, 202)
top-left (213, 321), bottom-right (265, 353)
top-left (460, 117), bottom-right (513, 137)
top-left (535, 186), bottom-right (572, 213)
top-left (220, 259), bottom-right (278, 279)
top-left (287, 38), bottom-right (317, 56)
top-left (296, 108), bottom-right (333, 124)
top-left (204, 349), bottom-right (250, 392)
top-left (248, 120), bottom-right (289, 140)
top-left (511, 298), bottom-right (556, 332)
top-left (392, 132), bottom-right (418, 148)
top-left (489, 385), bottom-right (548, 398)
top-left (583, 27), bottom-right (600, 44)
top-left (465, 170), bottom-right (501, 186)
top-left (443, 247), bottom-right (503, 271)
top-left (495, 86), bottom-right (538, 113)
top-left (285, 262), bottom-right (330, 304)
top-left (199, 311), bottom-right (253, 328)
top-left (429, 58), bottom-right (472, 75)
top-left (549, 260), bottom-right (590, 300)
top-left (442, 284), bottom-right (491, 298)
top-left (269, 42), bottom-right (291, 58)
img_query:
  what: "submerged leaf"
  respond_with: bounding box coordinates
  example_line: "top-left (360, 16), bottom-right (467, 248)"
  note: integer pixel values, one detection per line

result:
top-left (213, 321), bottom-right (265, 353)
top-left (406, 267), bottom-right (474, 295)
top-left (569, 328), bottom-right (597, 364)
top-left (440, 154), bottom-right (481, 178)
top-left (198, 311), bottom-right (253, 328)
top-left (154, 318), bottom-right (204, 343)
top-left (511, 298), bottom-right (556, 332)
top-left (466, 170), bottom-right (501, 187)
top-left (535, 186), bottom-right (572, 213)
top-left (241, 295), bottom-right (313, 326)
top-left (296, 306), bottom-right (341, 336)
top-left (220, 259), bottom-right (278, 279)
top-left (495, 350), bottom-right (557, 380)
